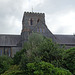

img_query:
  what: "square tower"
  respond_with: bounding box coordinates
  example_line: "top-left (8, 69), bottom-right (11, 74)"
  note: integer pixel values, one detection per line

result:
top-left (21, 12), bottom-right (55, 46)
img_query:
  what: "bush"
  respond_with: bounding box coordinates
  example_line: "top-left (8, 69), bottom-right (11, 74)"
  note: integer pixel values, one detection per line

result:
top-left (0, 55), bottom-right (13, 74)
top-left (1, 65), bottom-right (25, 75)
top-left (63, 47), bottom-right (75, 74)
top-left (13, 48), bottom-right (26, 65)
top-left (26, 61), bottom-right (72, 75)
top-left (38, 38), bottom-right (64, 67)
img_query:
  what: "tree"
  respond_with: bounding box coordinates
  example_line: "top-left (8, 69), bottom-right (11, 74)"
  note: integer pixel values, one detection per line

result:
top-left (13, 48), bottom-right (26, 65)
top-left (11, 33), bottom-right (74, 74)
top-left (14, 33), bottom-right (64, 68)
top-left (38, 38), bottom-right (64, 67)
top-left (2, 62), bottom-right (72, 75)
top-left (63, 47), bottom-right (75, 74)
top-left (26, 61), bottom-right (72, 75)
top-left (19, 33), bottom-right (44, 70)
top-left (1, 65), bottom-right (25, 75)
top-left (0, 55), bottom-right (13, 74)
top-left (24, 33), bottom-right (44, 52)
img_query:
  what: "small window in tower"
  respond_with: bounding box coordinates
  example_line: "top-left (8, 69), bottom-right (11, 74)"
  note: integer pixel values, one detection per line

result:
top-left (30, 18), bottom-right (33, 25)
top-left (37, 19), bottom-right (39, 23)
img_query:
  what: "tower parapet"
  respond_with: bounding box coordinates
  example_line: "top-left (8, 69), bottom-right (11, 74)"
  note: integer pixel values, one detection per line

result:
top-left (24, 12), bottom-right (44, 15)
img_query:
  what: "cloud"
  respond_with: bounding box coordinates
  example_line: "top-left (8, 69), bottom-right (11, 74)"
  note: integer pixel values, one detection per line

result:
top-left (46, 11), bottom-right (75, 34)
top-left (0, 0), bottom-right (24, 34)
top-left (0, 0), bottom-right (75, 34)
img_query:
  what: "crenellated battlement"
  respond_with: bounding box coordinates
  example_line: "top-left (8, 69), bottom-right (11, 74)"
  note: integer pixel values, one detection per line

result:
top-left (23, 12), bottom-right (45, 18)
top-left (24, 11), bottom-right (44, 15)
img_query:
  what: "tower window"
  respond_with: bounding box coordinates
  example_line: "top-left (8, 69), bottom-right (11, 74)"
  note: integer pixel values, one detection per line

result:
top-left (30, 18), bottom-right (33, 25)
top-left (37, 19), bottom-right (39, 23)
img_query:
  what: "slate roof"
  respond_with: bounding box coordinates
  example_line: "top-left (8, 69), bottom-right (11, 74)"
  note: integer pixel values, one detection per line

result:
top-left (55, 35), bottom-right (75, 45)
top-left (0, 35), bottom-right (21, 46)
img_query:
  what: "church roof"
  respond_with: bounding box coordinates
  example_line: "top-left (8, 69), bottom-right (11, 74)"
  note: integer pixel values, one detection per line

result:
top-left (55, 35), bottom-right (75, 45)
top-left (0, 35), bottom-right (21, 46)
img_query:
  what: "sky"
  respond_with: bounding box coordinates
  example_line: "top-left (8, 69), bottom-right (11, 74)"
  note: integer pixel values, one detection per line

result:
top-left (0, 0), bottom-right (75, 35)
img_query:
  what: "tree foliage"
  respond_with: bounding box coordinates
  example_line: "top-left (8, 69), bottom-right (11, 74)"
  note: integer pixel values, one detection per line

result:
top-left (0, 55), bottom-right (13, 74)
top-left (2, 62), bottom-right (72, 75)
top-left (1, 65), bottom-right (25, 75)
top-left (38, 38), bottom-right (64, 67)
top-left (13, 48), bottom-right (26, 65)
top-left (26, 61), bottom-right (72, 75)
top-left (11, 33), bottom-right (74, 75)
top-left (63, 47), bottom-right (75, 74)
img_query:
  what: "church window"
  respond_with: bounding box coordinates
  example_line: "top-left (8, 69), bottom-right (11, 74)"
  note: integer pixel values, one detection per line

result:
top-left (37, 19), bottom-right (39, 23)
top-left (40, 28), bottom-right (42, 33)
top-left (30, 18), bottom-right (33, 25)
top-left (42, 28), bottom-right (45, 33)
top-left (0, 49), bottom-right (2, 56)
top-left (4, 48), bottom-right (11, 57)
top-left (9, 49), bottom-right (11, 57)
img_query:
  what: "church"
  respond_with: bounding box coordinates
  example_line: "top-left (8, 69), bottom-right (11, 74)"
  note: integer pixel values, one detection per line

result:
top-left (0, 12), bottom-right (75, 57)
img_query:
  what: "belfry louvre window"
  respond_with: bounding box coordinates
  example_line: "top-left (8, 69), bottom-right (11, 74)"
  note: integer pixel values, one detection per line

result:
top-left (37, 19), bottom-right (39, 23)
top-left (30, 18), bottom-right (33, 25)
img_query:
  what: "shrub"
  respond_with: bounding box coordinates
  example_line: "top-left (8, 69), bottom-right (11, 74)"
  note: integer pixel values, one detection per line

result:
top-left (26, 61), bottom-right (72, 75)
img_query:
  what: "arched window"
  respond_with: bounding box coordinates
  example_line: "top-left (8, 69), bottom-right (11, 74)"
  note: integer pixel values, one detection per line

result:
top-left (4, 47), bottom-right (11, 57)
top-left (30, 18), bottom-right (33, 25)
top-left (37, 19), bottom-right (39, 23)
top-left (0, 49), bottom-right (2, 56)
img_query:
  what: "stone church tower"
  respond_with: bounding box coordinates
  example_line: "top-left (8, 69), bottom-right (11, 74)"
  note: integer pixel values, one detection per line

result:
top-left (21, 12), bottom-right (55, 46)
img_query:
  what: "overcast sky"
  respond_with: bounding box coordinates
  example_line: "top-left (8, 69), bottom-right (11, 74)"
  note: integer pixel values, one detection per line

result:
top-left (0, 0), bottom-right (75, 35)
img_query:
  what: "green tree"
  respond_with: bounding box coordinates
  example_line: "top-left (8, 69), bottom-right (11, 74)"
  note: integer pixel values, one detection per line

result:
top-left (63, 47), bottom-right (75, 74)
top-left (38, 38), bottom-right (64, 67)
top-left (12, 33), bottom-right (74, 74)
top-left (23, 33), bottom-right (44, 56)
top-left (14, 33), bottom-right (64, 68)
top-left (1, 65), bottom-right (25, 75)
top-left (19, 33), bottom-right (44, 70)
top-left (26, 61), bottom-right (72, 75)
top-left (0, 55), bottom-right (13, 74)
top-left (2, 62), bottom-right (72, 75)
top-left (13, 48), bottom-right (26, 65)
